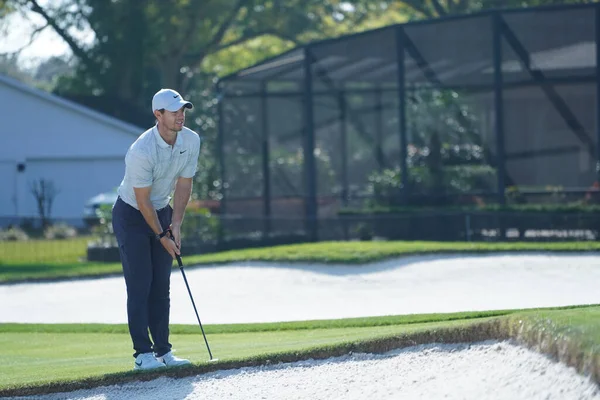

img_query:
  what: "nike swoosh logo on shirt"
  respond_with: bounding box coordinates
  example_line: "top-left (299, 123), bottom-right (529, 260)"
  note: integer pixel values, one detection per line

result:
top-left (180, 150), bottom-right (187, 154)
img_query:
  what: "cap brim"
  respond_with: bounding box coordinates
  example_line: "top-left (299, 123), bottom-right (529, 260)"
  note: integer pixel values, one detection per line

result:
top-left (164, 99), bottom-right (193, 112)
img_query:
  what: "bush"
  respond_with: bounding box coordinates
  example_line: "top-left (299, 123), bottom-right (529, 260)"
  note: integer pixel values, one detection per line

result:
top-left (44, 223), bottom-right (78, 240)
top-left (340, 202), bottom-right (600, 215)
top-left (0, 226), bottom-right (30, 241)
top-left (369, 165), bottom-right (496, 207)
top-left (88, 204), bottom-right (117, 248)
top-left (181, 208), bottom-right (220, 244)
top-left (354, 223), bottom-right (373, 241)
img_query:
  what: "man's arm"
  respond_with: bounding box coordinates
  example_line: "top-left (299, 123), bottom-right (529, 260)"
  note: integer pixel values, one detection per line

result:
top-left (134, 186), bottom-right (180, 258)
top-left (170, 177), bottom-right (193, 248)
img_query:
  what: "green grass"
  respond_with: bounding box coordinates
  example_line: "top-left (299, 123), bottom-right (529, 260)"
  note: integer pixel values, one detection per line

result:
top-left (1, 305), bottom-right (598, 397)
top-left (0, 237), bottom-right (90, 263)
top-left (183, 241), bottom-right (600, 265)
top-left (504, 306), bottom-right (600, 357)
top-left (0, 321), bottom-right (471, 387)
top-left (0, 309), bottom-right (520, 335)
top-left (2, 240), bottom-right (600, 283)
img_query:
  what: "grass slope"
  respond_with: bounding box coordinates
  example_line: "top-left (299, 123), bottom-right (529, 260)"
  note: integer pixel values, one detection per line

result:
top-left (2, 240), bottom-right (600, 283)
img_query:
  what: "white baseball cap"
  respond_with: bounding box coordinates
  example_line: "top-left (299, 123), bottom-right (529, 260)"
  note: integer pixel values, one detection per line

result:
top-left (152, 88), bottom-right (193, 112)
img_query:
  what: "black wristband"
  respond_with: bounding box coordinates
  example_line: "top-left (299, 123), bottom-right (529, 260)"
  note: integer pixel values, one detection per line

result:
top-left (156, 229), bottom-right (171, 240)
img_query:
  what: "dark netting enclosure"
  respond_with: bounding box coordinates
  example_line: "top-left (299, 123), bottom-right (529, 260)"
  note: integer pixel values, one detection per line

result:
top-left (216, 3), bottom-right (599, 243)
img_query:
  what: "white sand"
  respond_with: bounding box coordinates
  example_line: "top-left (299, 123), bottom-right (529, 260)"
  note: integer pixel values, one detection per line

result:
top-left (1, 253), bottom-right (599, 324)
top-left (7, 341), bottom-right (600, 400)
top-left (3, 253), bottom-right (600, 399)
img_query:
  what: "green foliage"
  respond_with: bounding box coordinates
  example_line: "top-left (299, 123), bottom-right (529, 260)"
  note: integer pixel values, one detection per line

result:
top-left (3, 0), bottom-right (597, 205)
top-left (0, 55), bottom-right (38, 87)
top-left (480, 202), bottom-right (600, 213)
top-left (88, 204), bottom-right (116, 248)
top-left (181, 207), bottom-right (220, 243)
top-left (340, 202), bottom-right (600, 215)
top-left (2, 0), bottom-right (409, 203)
top-left (88, 203), bottom-right (221, 246)
top-left (15, 0), bottom-right (403, 106)
top-left (354, 223), bottom-right (373, 241)
top-left (368, 165), bottom-right (497, 207)
top-left (396, 0), bottom-right (596, 20)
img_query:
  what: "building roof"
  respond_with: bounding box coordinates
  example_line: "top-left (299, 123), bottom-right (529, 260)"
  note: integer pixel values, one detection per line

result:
top-left (0, 73), bottom-right (143, 136)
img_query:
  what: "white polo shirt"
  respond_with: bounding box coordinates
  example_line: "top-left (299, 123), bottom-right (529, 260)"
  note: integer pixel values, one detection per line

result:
top-left (117, 125), bottom-right (201, 210)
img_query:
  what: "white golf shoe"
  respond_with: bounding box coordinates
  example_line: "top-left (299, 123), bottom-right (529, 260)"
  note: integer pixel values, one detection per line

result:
top-left (157, 351), bottom-right (191, 367)
top-left (134, 352), bottom-right (167, 370)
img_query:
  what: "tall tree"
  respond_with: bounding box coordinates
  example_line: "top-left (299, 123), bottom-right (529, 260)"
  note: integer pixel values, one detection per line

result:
top-left (3, 0), bottom-right (590, 110)
top-left (3, 0), bottom-right (396, 122)
top-left (2, 0), bottom-right (592, 202)
top-left (396, 0), bottom-right (595, 19)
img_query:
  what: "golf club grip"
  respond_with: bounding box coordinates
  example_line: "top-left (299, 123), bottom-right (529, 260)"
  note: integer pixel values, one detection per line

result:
top-left (166, 230), bottom-right (183, 267)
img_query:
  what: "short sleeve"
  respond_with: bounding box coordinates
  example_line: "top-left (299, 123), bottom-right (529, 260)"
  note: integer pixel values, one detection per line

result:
top-left (180, 136), bottom-right (201, 178)
top-left (126, 151), bottom-right (153, 188)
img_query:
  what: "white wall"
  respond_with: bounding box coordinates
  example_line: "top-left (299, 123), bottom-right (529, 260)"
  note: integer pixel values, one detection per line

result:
top-left (0, 77), bottom-right (142, 221)
top-left (16, 158), bottom-right (125, 220)
top-left (0, 83), bottom-right (139, 161)
top-left (0, 160), bottom-right (17, 216)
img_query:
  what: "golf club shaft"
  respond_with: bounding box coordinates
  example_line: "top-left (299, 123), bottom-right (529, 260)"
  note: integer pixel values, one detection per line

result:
top-left (175, 253), bottom-right (215, 360)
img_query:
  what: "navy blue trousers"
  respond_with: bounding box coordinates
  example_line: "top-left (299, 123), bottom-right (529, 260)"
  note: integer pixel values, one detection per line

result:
top-left (112, 197), bottom-right (173, 358)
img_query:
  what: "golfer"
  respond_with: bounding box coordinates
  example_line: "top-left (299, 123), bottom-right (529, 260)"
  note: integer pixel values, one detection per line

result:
top-left (112, 88), bottom-right (201, 370)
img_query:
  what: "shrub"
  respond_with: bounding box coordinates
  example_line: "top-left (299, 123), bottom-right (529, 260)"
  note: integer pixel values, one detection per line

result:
top-left (44, 223), bottom-right (78, 240)
top-left (0, 226), bottom-right (29, 241)
top-left (181, 208), bottom-right (220, 243)
top-left (369, 165), bottom-right (496, 207)
top-left (354, 223), bottom-right (373, 241)
top-left (88, 204), bottom-right (117, 247)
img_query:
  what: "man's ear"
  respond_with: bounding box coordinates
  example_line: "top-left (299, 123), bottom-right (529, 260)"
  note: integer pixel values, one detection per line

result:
top-left (153, 110), bottom-right (162, 120)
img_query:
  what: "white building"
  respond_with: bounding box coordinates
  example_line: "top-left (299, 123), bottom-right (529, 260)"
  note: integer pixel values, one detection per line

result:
top-left (0, 74), bottom-right (143, 224)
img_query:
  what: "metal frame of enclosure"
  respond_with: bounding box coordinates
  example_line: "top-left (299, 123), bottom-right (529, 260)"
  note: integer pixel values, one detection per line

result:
top-left (216, 3), bottom-right (599, 242)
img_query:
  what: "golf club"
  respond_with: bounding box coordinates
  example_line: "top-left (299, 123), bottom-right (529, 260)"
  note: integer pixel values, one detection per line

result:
top-left (169, 231), bottom-right (217, 362)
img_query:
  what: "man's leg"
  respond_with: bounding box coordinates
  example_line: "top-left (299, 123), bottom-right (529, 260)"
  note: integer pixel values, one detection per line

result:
top-left (113, 198), bottom-right (155, 358)
top-left (148, 206), bottom-right (173, 357)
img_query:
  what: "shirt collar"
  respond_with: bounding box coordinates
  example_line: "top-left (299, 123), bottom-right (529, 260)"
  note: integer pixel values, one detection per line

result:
top-left (153, 125), bottom-right (172, 149)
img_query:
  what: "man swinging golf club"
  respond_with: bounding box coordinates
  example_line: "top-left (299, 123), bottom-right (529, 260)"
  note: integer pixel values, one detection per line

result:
top-left (112, 88), bottom-right (201, 370)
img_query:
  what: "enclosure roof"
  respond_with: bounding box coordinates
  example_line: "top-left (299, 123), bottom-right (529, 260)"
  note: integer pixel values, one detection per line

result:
top-left (219, 2), bottom-right (597, 89)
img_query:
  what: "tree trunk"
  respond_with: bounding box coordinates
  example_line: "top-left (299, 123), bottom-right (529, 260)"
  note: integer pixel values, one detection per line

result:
top-left (159, 57), bottom-right (186, 92)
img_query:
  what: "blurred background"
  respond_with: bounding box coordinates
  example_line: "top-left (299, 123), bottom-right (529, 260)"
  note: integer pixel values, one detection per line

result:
top-left (0, 0), bottom-right (599, 262)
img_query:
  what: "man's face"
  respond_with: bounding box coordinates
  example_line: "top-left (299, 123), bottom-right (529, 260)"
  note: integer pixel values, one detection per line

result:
top-left (156, 107), bottom-right (186, 132)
